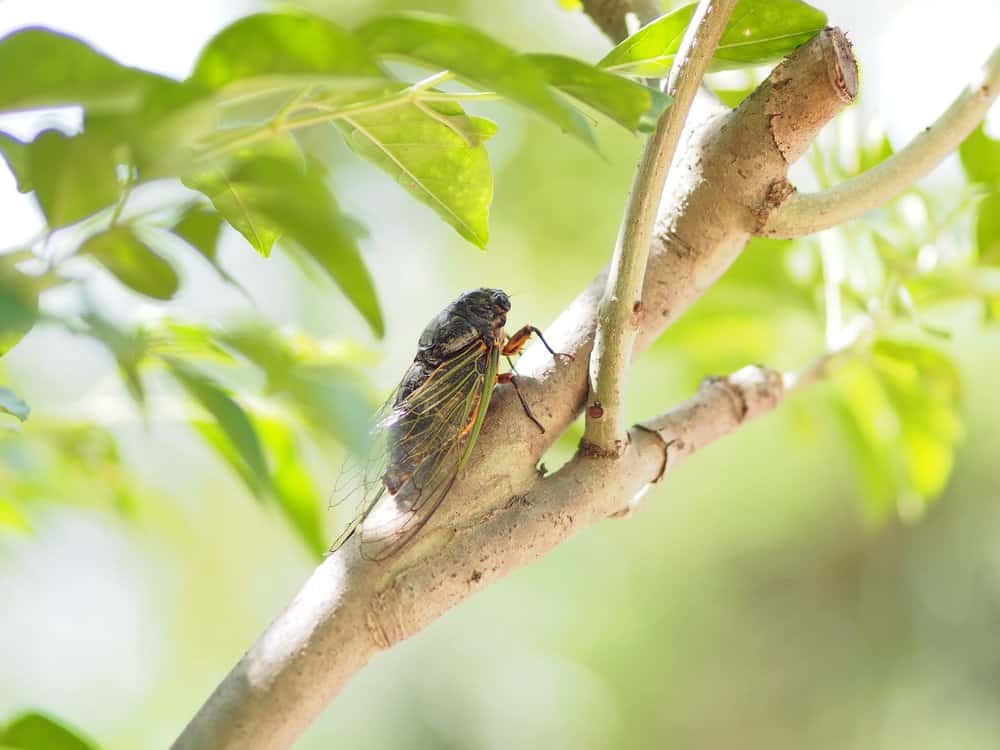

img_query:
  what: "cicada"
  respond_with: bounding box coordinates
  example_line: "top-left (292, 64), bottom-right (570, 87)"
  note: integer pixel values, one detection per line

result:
top-left (330, 287), bottom-right (567, 560)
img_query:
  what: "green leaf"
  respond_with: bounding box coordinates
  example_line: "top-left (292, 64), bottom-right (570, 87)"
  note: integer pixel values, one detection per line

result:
top-left (86, 77), bottom-right (217, 181)
top-left (27, 129), bottom-right (121, 229)
top-left (282, 365), bottom-right (372, 454)
top-left (711, 86), bottom-right (754, 108)
top-left (873, 340), bottom-right (960, 405)
top-left (600, 0), bottom-right (828, 76)
top-left (0, 711), bottom-right (97, 750)
top-left (0, 498), bottom-right (32, 533)
top-left (181, 137), bottom-right (305, 257)
top-left (257, 418), bottom-right (325, 558)
top-left (80, 226), bottom-right (180, 301)
top-left (873, 341), bottom-right (962, 501)
top-left (523, 53), bottom-right (672, 133)
top-left (338, 100), bottom-right (494, 247)
top-left (959, 123), bottom-right (1000, 185)
top-left (166, 358), bottom-right (270, 499)
top-left (80, 312), bottom-right (149, 408)
top-left (831, 341), bottom-right (962, 520)
top-left (203, 155), bottom-right (383, 336)
top-left (214, 325), bottom-right (294, 380)
top-left (857, 128), bottom-right (894, 174)
top-left (356, 13), bottom-right (592, 142)
top-left (976, 191), bottom-right (1000, 265)
top-left (0, 259), bottom-right (41, 356)
top-left (0, 131), bottom-right (32, 192)
top-left (217, 326), bottom-right (372, 453)
top-left (0, 27), bottom-right (168, 114)
top-left (193, 12), bottom-right (382, 89)
top-left (0, 386), bottom-right (29, 421)
top-left (153, 321), bottom-right (235, 364)
top-left (830, 359), bottom-right (902, 517)
top-left (183, 167), bottom-right (282, 257)
top-left (172, 205), bottom-right (224, 263)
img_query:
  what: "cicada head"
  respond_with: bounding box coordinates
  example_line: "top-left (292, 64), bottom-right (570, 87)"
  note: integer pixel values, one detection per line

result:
top-left (455, 287), bottom-right (510, 331)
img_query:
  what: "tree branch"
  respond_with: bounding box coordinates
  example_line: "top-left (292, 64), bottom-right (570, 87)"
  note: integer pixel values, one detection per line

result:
top-left (173, 364), bottom-right (787, 750)
top-left (171, 28), bottom-right (858, 750)
top-left (757, 43), bottom-right (1000, 238)
top-left (584, 0), bottom-right (738, 455)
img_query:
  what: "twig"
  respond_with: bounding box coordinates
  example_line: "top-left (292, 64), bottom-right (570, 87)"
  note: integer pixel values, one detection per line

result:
top-left (759, 44), bottom-right (1000, 238)
top-left (583, 0), bottom-right (738, 456)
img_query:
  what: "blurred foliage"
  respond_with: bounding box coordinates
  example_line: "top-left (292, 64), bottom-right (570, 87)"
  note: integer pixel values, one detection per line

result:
top-left (0, 0), bottom-right (991, 575)
top-left (0, 0), bottom-right (833, 556)
top-left (0, 0), bottom-right (990, 566)
top-left (959, 123), bottom-right (1000, 266)
top-left (829, 340), bottom-right (963, 522)
top-left (0, 2), bottom-right (997, 746)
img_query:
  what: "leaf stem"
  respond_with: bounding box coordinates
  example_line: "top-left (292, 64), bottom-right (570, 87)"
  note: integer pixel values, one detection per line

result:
top-left (194, 72), bottom-right (462, 163)
top-left (420, 90), bottom-right (501, 103)
top-left (109, 169), bottom-right (136, 227)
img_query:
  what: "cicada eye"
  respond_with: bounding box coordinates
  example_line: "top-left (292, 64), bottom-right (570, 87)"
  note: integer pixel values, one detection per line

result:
top-left (490, 290), bottom-right (511, 312)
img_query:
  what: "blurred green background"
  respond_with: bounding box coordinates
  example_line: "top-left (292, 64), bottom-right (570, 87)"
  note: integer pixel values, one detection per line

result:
top-left (2, 0), bottom-right (999, 748)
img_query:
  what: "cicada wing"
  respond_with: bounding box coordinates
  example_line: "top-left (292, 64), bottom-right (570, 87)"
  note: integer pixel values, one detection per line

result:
top-left (327, 384), bottom-right (399, 553)
top-left (330, 340), bottom-right (496, 559)
top-left (356, 440), bottom-right (464, 560)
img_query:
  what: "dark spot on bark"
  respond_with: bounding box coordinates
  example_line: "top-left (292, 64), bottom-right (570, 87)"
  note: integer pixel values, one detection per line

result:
top-left (630, 301), bottom-right (644, 328)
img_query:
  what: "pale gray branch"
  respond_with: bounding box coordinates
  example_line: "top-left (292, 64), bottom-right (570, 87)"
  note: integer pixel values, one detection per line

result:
top-left (758, 43), bottom-right (1000, 238)
top-left (172, 364), bottom-right (787, 750)
top-left (171, 28), bottom-right (858, 750)
top-left (585, 0), bottom-right (738, 455)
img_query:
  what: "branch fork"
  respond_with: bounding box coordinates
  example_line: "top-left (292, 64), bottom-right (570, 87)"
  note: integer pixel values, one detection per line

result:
top-left (583, 0), bottom-right (739, 456)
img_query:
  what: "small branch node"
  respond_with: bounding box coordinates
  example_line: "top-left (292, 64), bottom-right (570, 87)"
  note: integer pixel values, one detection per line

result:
top-left (634, 424), bottom-right (672, 483)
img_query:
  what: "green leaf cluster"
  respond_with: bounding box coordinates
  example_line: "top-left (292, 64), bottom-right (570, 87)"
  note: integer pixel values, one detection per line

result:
top-left (0, 8), bottom-right (688, 524)
top-left (831, 341), bottom-right (962, 520)
top-left (0, 312), bottom-right (374, 555)
top-left (660, 102), bottom-right (995, 521)
top-left (0, 10), bottom-right (677, 349)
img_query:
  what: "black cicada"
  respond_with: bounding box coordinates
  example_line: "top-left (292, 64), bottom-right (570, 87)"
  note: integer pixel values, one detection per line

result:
top-left (330, 287), bottom-right (567, 560)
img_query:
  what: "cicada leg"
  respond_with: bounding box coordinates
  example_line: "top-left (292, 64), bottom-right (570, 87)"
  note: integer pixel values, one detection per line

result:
top-left (499, 325), bottom-right (574, 435)
top-left (497, 371), bottom-right (545, 433)
top-left (502, 325), bottom-right (572, 360)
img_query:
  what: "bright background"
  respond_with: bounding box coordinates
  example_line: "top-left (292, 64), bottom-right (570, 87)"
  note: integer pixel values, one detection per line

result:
top-left (1, 1), bottom-right (999, 748)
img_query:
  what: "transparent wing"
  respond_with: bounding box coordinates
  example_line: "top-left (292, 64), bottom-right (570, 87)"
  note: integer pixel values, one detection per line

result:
top-left (329, 340), bottom-right (496, 558)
